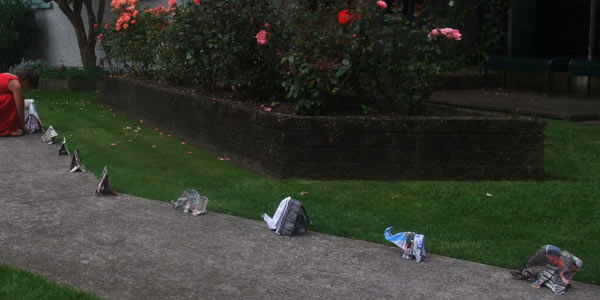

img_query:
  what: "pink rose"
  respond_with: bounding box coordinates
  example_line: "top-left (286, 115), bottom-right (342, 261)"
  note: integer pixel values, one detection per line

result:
top-left (449, 29), bottom-right (462, 40)
top-left (255, 29), bottom-right (268, 45)
top-left (428, 28), bottom-right (441, 38)
top-left (439, 28), bottom-right (453, 36)
top-left (429, 27), bottom-right (462, 40)
top-left (376, 0), bottom-right (387, 9)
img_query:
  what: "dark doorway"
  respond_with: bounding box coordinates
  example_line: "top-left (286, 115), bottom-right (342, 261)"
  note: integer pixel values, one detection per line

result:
top-left (535, 0), bottom-right (596, 59)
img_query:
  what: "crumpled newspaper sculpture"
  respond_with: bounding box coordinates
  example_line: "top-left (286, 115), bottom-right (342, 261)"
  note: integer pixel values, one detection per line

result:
top-left (25, 99), bottom-right (44, 133)
top-left (511, 244), bottom-right (582, 295)
top-left (58, 137), bottom-right (70, 156)
top-left (41, 126), bottom-right (58, 144)
top-left (70, 149), bottom-right (85, 172)
top-left (262, 196), bottom-right (310, 236)
top-left (96, 166), bottom-right (118, 196)
top-left (384, 226), bottom-right (426, 262)
top-left (173, 189), bottom-right (208, 216)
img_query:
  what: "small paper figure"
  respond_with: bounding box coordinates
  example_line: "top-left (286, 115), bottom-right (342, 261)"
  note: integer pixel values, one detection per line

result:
top-left (96, 166), bottom-right (118, 196)
top-left (58, 137), bottom-right (70, 156)
top-left (25, 99), bottom-right (44, 133)
top-left (384, 226), bottom-right (427, 262)
top-left (262, 197), bottom-right (310, 236)
top-left (41, 126), bottom-right (58, 144)
top-left (70, 149), bottom-right (85, 172)
top-left (172, 189), bottom-right (208, 216)
top-left (511, 245), bottom-right (582, 295)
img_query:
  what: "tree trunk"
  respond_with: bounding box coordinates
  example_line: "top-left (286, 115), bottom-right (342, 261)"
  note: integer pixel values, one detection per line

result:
top-left (81, 43), bottom-right (98, 70)
top-left (44, 0), bottom-right (106, 70)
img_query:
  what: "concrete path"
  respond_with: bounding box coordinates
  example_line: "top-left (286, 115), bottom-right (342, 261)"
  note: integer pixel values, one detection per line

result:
top-left (430, 88), bottom-right (600, 121)
top-left (1, 134), bottom-right (599, 300)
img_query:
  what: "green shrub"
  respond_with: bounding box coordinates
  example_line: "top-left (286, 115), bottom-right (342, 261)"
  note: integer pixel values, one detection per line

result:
top-left (280, 2), bottom-right (448, 115)
top-left (0, 0), bottom-right (37, 71)
top-left (8, 58), bottom-right (53, 74)
top-left (9, 59), bottom-right (104, 80)
top-left (100, 0), bottom-right (460, 115)
top-left (101, 0), bottom-right (283, 99)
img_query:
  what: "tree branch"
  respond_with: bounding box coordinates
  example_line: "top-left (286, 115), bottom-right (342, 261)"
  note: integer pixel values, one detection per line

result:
top-left (52, 0), bottom-right (89, 64)
top-left (96, 0), bottom-right (107, 29)
top-left (49, 0), bottom-right (78, 25)
top-left (83, 0), bottom-right (97, 44)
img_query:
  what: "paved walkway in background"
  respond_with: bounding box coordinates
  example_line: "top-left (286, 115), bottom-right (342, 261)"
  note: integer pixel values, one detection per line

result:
top-left (430, 88), bottom-right (600, 122)
top-left (1, 135), bottom-right (600, 300)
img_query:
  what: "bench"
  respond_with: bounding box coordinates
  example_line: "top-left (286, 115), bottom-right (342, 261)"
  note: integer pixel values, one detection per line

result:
top-left (567, 59), bottom-right (600, 97)
top-left (484, 56), bottom-right (569, 96)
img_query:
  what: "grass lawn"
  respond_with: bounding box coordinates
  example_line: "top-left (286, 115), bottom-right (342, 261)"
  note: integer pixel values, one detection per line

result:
top-left (21, 90), bottom-right (600, 285)
top-left (0, 263), bottom-right (100, 300)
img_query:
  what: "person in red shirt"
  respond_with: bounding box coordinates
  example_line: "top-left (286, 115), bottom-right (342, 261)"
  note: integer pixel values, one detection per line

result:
top-left (0, 68), bottom-right (39, 136)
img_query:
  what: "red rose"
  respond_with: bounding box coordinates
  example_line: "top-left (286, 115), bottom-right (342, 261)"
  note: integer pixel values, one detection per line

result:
top-left (338, 10), bottom-right (360, 25)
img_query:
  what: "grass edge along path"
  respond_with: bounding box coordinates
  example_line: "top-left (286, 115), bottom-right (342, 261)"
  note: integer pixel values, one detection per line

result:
top-left (0, 263), bottom-right (100, 300)
top-left (25, 90), bottom-right (600, 285)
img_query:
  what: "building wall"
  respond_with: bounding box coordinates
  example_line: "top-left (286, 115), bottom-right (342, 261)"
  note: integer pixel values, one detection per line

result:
top-left (33, 5), bottom-right (84, 67)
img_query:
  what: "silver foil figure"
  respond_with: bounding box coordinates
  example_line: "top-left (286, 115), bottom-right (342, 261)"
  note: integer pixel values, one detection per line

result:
top-left (173, 189), bottom-right (208, 216)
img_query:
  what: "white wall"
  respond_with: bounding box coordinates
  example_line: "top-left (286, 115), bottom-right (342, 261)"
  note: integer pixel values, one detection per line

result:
top-left (34, 5), bottom-right (84, 67)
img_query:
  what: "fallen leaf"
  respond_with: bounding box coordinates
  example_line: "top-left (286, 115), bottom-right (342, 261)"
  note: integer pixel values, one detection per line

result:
top-left (110, 143), bottom-right (117, 146)
top-left (152, 145), bottom-right (157, 148)
top-left (486, 193), bottom-right (494, 197)
top-left (299, 191), bottom-right (310, 196)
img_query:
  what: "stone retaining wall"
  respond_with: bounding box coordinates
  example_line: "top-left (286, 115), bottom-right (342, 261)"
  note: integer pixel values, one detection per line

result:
top-left (38, 78), bottom-right (97, 91)
top-left (99, 76), bottom-right (546, 180)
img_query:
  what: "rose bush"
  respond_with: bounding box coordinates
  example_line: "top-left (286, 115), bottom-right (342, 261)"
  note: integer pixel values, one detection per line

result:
top-left (100, 0), bottom-right (463, 115)
top-left (424, 0), bottom-right (509, 69)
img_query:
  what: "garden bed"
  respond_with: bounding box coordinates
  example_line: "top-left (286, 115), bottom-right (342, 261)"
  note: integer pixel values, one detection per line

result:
top-left (99, 76), bottom-right (546, 180)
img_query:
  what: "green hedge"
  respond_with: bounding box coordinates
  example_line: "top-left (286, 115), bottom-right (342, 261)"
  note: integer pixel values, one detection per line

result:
top-left (0, 0), bottom-right (37, 71)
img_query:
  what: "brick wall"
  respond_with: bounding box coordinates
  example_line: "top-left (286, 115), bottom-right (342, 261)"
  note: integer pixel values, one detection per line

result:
top-left (99, 76), bottom-right (547, 180)
top-left (38, 78), bottom-right (97, 91)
